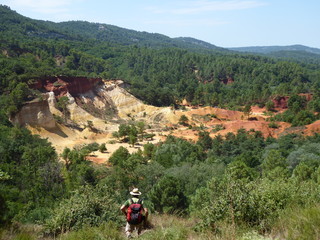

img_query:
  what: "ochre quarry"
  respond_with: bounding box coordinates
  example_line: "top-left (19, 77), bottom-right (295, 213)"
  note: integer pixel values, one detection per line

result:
top-left (14, 77), bottom-right (178, 158)
top-left (10, 76), bottom-right (319, 164)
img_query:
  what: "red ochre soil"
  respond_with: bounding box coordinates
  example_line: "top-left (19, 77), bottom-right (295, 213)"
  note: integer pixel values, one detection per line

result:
top-left (170, 106), bottom-right (291, 142)
top-left (30, 76), bottom-right (102, 98)
top-left (26, 76), bottom-right (318, 164)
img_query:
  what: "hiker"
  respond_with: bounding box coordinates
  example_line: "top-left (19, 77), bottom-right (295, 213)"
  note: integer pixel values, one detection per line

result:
top-left (120, 188), bottom-right (148, 238)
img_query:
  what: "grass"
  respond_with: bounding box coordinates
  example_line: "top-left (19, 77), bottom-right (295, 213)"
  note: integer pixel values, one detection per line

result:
top-left (6, 211), bottom-right (318, 240)
top-left (0, 224), bottom-right (41, 240)
top-left (273, 204), bottom-right (320, 240)
top-left (59, 222), bottom-right (123, 240)
top-left (139, 214), bottom-right (271, 240)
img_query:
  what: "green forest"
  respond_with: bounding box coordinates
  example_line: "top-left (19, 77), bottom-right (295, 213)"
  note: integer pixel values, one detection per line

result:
top-left (1, 4), bottom-right (320, 240)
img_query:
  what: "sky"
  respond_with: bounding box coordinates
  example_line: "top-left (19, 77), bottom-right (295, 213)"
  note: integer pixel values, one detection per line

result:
top-left (1, 0), bottom-right (320, 49)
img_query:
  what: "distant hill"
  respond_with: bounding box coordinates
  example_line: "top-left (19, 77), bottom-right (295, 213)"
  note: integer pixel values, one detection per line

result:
top-left (229, 45), bottom-right (320, 64)
top-left (1, 4), bottom-right (320, 111)
top-left (229, 45), bottom-right (320, 55)
top-left (0, 5), bottom-right (226, 53)
top-left (55, 21), bottom-right (229, 53)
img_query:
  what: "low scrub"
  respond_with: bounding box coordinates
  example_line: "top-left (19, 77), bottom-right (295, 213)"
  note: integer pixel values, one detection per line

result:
top-left (45, 185), bottom-right (123, 235)
top-left (274, 204), bottom-right (320, 240)
top-left (59, 222), bottom-right (123, 240)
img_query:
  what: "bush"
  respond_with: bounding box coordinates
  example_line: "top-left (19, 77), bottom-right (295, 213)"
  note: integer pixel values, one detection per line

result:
top-left (190, 177), bottom-right (297, 232)
top-left (82, 142), bottom-right (100, 152)
top-left (178, 115), bottom-right (189, 126)
top-left (148, 176), bottom-right (187, 214)
top-left (268, 122), bottom-right (279, 129)
top-left (109, 146), bottom-right (130, 168)
top-left (99, 143), bottom-right (107, 153)
top-left (45, 185), bottom-right (123, 235)
top-left (211, 124), bottom-right (225, 133)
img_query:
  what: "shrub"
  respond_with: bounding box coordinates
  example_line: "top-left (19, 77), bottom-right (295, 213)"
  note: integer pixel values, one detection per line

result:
top-left (109, 146), bottom-right (130, 168)
top-left (53, 114), bottom-right (64, 124)
top-left (268, 122), bottom-right (279, 129)
top-left (190, 177), bottom-right (296, 232)
top-left (99, 143), bottom-right (107, 153)
top-left (211, 124), bottom-right (225, 133)
top-left (265, 100), bottom-right (275, 112)
top-left (45, 185), bottom-right (123, 235)
top-left (82, 142), bottom-right (99, 152)
top-left (178, 115), bottom-right (189, 126)
top-left (148, 176), bottom-right (187, 214)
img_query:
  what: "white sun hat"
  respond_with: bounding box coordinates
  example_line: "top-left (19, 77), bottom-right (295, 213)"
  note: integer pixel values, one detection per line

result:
top-left (130, 188), bottom-right (142, 196)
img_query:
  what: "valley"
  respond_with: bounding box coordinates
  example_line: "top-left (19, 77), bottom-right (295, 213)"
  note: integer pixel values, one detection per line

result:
top-left (2, 5), bottom-right (320, 239)
top-left (14, 76), bottom-right (320, 165)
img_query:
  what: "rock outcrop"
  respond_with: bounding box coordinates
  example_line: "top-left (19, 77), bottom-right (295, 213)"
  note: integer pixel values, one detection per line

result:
top-left (272, 94), bottom-right (313, 109)
top-left (31, 76), bottom-right (102, 97)
top-left (10, 97), bottom-right (55, 129)
top-left (25, 77), bottom-right (178, 131)
top-left (272, 96), bottom-right (289, 109)
top-left (12, 75), bottom-right (320, 159)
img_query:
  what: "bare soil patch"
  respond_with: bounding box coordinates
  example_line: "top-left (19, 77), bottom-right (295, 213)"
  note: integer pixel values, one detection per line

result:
top-left (28, 105), bottom-right (318, 165)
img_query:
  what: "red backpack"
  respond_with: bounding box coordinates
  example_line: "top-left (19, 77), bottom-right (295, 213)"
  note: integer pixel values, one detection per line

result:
top-left (126, 198), bottom-right (143, 224)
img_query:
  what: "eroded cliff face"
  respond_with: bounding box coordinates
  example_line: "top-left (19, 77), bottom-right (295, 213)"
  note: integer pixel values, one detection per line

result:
top-left (272, 96), bottom-right (289, 109)
top-left (13, 76), bottom-right (320, 159)
top-left (272, 94), bottom-right (313, 109)
top-left (10, 97), bottom-right (55, 129)
top-left (25, 77), bottom-right (178, 131)
top-left (31, 76), bottom-right (102, 97)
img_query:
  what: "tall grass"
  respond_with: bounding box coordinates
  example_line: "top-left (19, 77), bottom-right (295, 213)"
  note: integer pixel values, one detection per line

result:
top-left (59, 222), bottom-right (124, 240)
top-left (140, 214), bottom-right (193, 240)
top-left (274, 204), bottom-right (320, 240)
top-left (11, 233), bottom-right (35, 240)
top-left (0, 214), bottom-right (286, 240)
top-left (0, 224), bottom-right (40, 240)
top-left (139, 214), bottom-right (272, 240)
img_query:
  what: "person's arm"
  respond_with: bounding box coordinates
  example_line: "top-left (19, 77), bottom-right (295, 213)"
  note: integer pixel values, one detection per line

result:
top-left (120, 205), bottom-right (127, 216)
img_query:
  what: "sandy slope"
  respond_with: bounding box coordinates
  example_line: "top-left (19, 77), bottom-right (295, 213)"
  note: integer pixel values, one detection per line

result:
top-left (25, 82), bottom-right (319, 165)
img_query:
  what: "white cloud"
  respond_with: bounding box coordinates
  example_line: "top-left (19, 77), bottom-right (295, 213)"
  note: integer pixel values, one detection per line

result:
top-left (148, 0), bottom-right (267, 15)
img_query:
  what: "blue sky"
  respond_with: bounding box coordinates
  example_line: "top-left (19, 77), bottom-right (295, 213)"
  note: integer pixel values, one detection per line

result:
top-left (2, 0), bottom-right (320, 48)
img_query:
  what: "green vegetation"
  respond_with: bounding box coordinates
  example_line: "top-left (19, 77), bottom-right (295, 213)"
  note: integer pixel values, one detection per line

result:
top-left (269, 94), bottom-right (319, 126)
top-left (1, 5), bottom-right (320, 115)
top-left (211, 124), bottom-right (226, 133)
top-left (1, 4), bottom-right (320, 240)
top-left (2, 112), bottom-right (320, 238)
top-left (112, 122), bottom-right (147, 147)
top-left (178, 115), bottom-right (189, 126)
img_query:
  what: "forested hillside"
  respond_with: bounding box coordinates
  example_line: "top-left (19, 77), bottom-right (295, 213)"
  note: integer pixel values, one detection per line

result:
top-left (1, 4), bottom-right (320, 240)
top-left (1, 4), bottom-right (320, 111)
